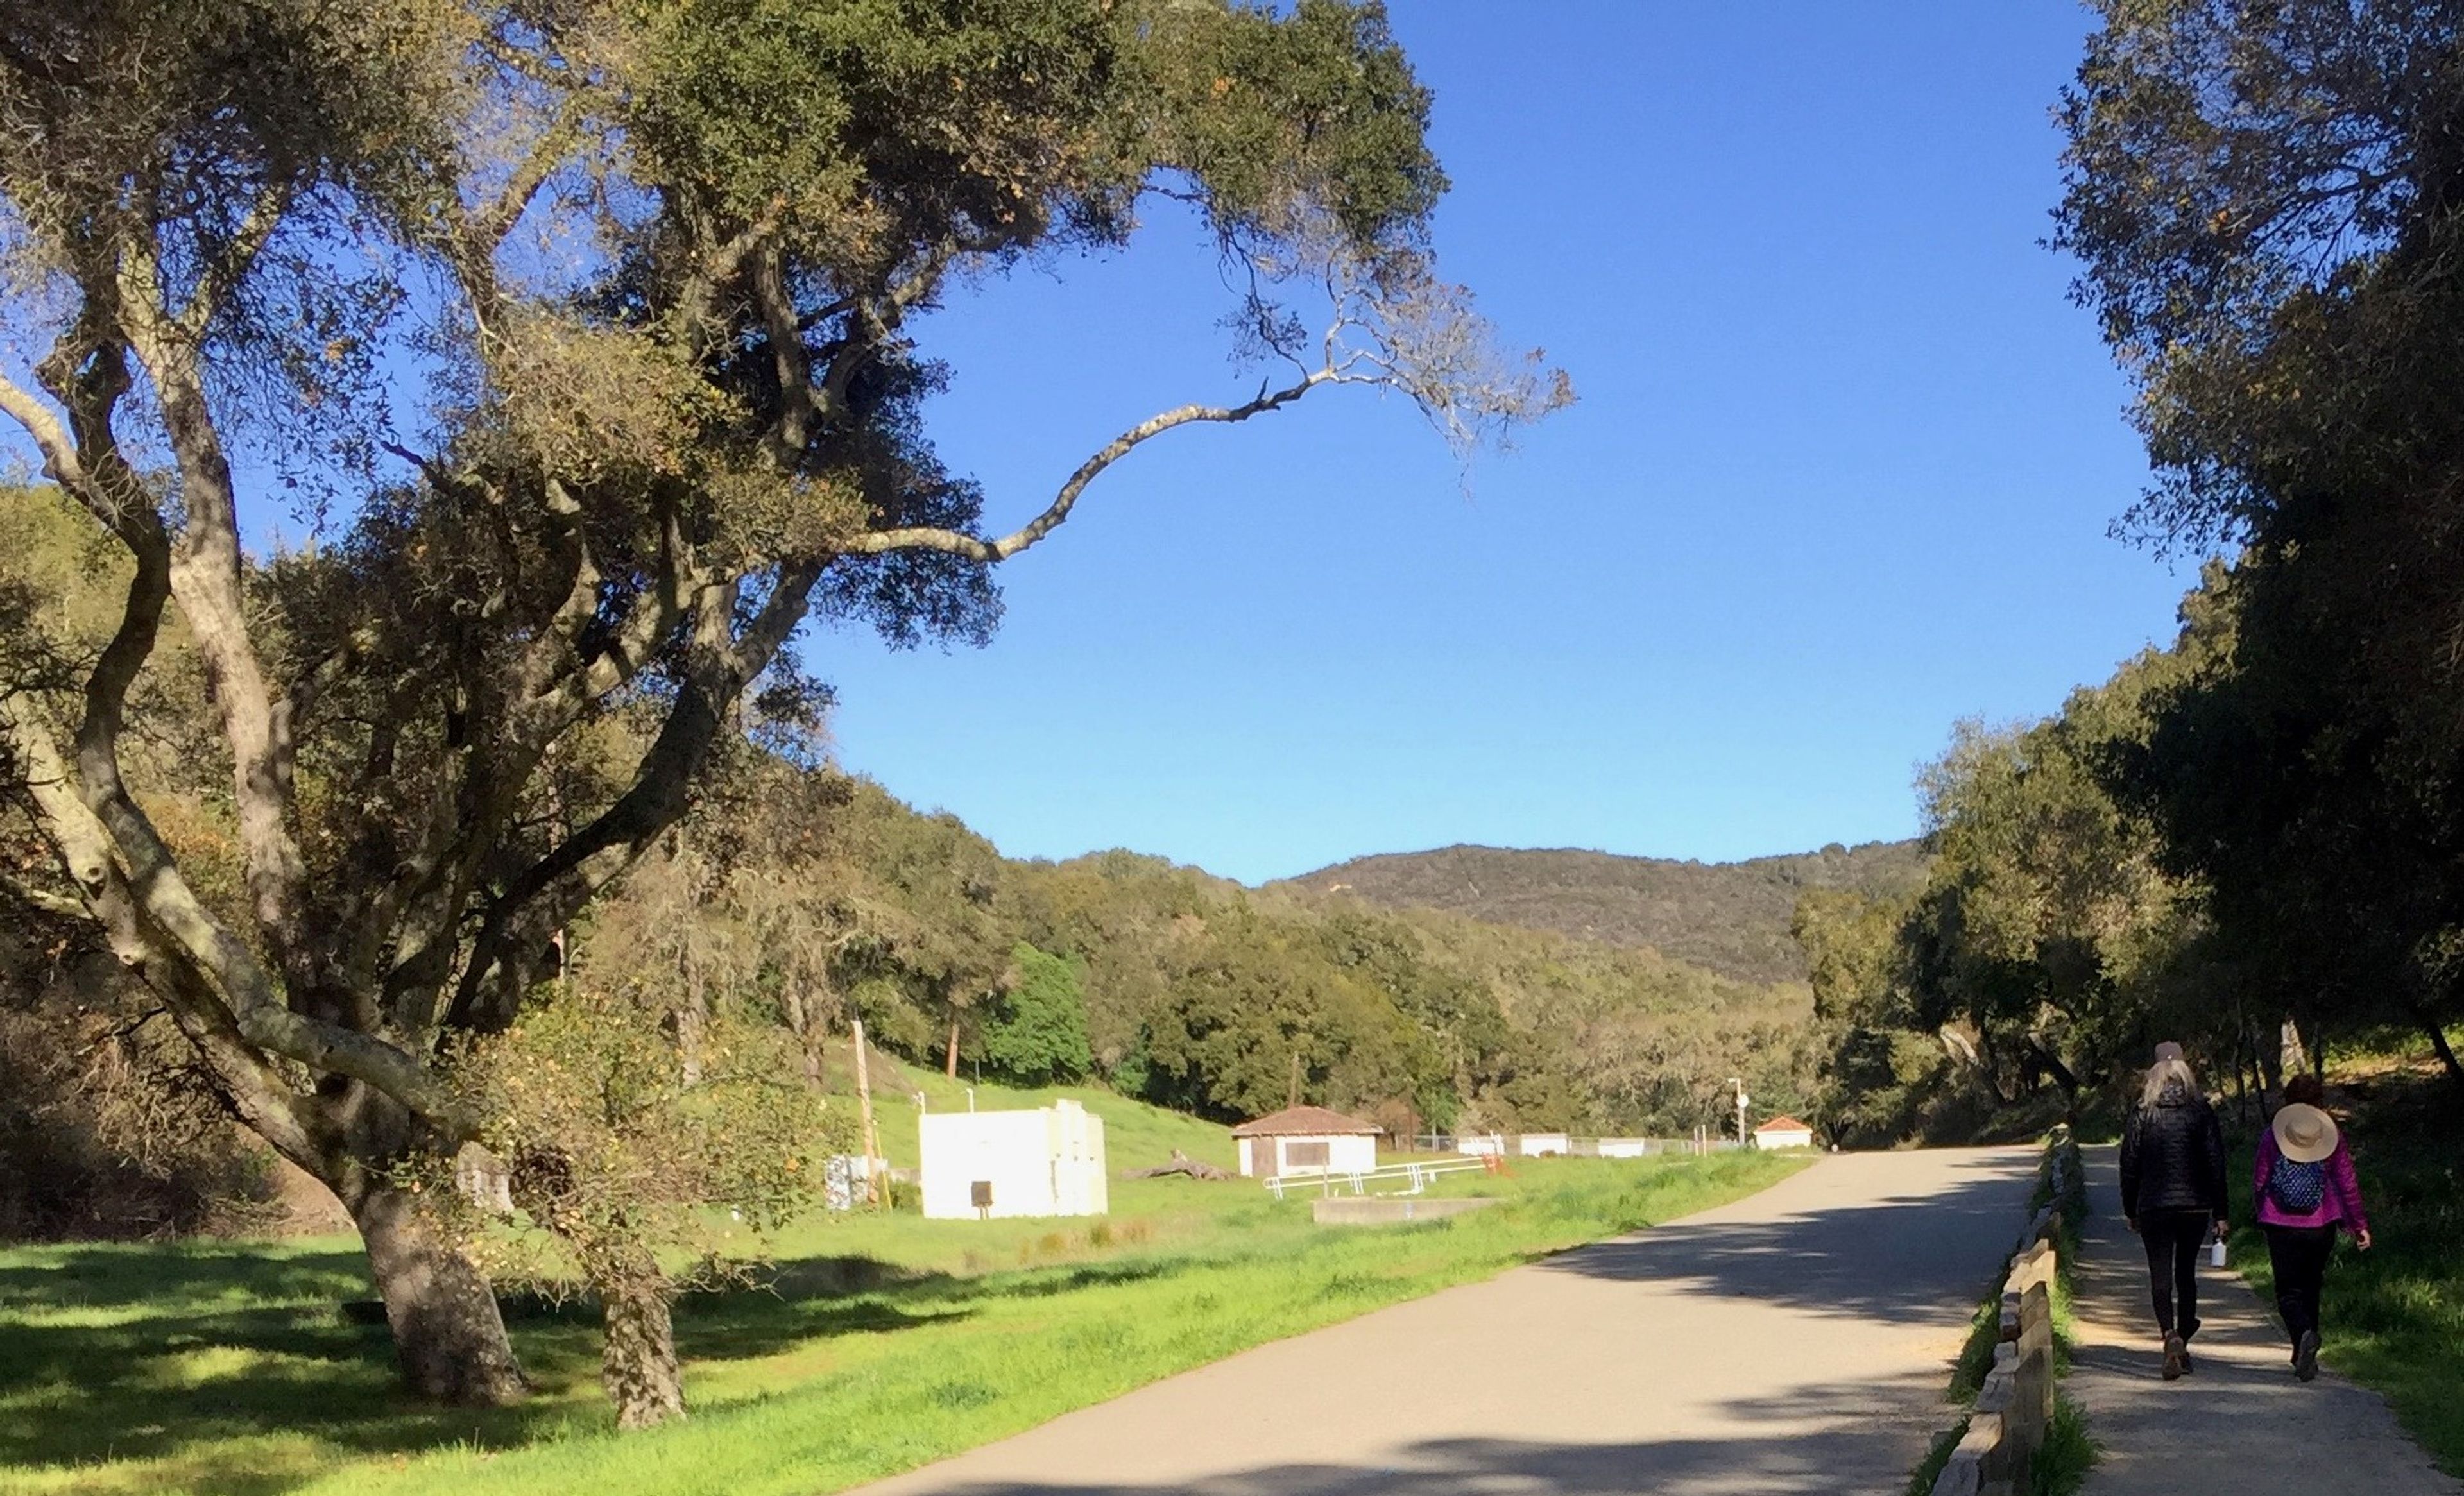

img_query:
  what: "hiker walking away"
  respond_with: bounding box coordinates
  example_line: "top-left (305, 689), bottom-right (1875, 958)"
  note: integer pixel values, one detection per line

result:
top-left (2257, 1075), bottom-right (2371, 1382)
top-left (2119, 1042), bottom-right (2227, 1381)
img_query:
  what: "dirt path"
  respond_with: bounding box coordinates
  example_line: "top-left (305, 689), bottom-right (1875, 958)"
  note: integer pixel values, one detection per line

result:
top-left (2069, 1147), bottom-right (2460, 1495)
top-left (850, 1148), bottom-right (2039, 1496)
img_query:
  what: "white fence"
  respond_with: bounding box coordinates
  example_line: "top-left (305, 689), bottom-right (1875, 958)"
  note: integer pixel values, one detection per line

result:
top-left (1416, 1133), bottom-right (1744, 1157)
top-left (1263, 1157), bottom-right (1492, 1200)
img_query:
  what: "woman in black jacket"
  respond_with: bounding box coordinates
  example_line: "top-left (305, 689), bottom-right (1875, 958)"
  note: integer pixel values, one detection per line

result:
top-left (2119, 1044), bottom-right (2228, 1380)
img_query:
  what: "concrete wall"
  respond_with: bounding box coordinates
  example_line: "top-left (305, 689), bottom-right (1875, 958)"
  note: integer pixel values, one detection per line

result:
top-left (919, 1099), bottom-right (1107, 1219)
top-left (1312, 1195), bottom-right (1502, 1225)
top-left (1755, 1127), bottom-right (1814, 1149)
top-left (1516, 1132), bottom-right (1572, 1157)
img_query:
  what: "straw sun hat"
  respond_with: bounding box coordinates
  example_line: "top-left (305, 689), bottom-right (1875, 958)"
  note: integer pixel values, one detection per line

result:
top-left (2272, 1102), bottom-right (2340, 1165)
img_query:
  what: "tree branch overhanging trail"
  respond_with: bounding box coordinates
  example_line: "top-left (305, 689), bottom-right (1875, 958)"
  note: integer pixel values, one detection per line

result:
top-left (848, 368), bottom-right (1331, 564)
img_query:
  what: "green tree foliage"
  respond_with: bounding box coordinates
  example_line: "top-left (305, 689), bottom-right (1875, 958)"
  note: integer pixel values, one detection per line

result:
top-left (1802, 628), bottom-right (2225, 1141)
top-left (438, 978), bottom-right (846, 1429)
top-left (981, 944), bottom-right (1093, 1086)
top-left (2057, 0), bottom-right (2464, 1094)
top-left (0, 0), bottom-right (1561, 1406)
top-left (1793, 888), bottom-right (1942, 1146)
top-left (1817, 1), bottom-right (2464, 1137)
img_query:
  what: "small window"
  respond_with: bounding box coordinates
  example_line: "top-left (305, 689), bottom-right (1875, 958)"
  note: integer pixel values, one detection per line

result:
top-left (1283, 1139), bottom-right (1330, 1169)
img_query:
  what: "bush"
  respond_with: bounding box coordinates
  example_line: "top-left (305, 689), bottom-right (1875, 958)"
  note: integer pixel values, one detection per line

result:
top-left (0, 953), bottom-right (281, 1241)
top-left (981, 944), bottom-right (1093, 1086)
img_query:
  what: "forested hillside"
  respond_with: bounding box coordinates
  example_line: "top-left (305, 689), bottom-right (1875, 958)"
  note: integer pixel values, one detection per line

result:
top-left (1284, 840), bottom-right (1928, 984)
top-left (3, 483), bottom-right (1821, 1245)
top-left (582, 768), bottom-right (1824, 1143)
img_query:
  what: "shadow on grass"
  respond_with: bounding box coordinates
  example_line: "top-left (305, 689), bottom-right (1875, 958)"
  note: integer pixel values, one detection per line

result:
top-left (0, 1241), bottom-right (1023, 1493)
top-left (0, 1240), bottom-right (372, 1315)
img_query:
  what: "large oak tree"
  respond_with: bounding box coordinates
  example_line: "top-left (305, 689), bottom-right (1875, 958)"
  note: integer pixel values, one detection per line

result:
top-left (2057, 0), bottom-right (2464, 1088)
top-left (0, 0), bottom-right (1562, 1404)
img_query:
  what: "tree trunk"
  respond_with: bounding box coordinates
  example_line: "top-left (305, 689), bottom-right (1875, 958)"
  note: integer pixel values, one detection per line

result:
top-left (946, 1012), bottom-right (961, 1080)
top-left (2280, 1016), bottom-right (2311, 1085)
top-left (352, 1182), bottom-right (527, 1406)
top-left (596, 1269), bottom-right (684, 1429)
top-left (676, 953), bottom-right (707, 1087)
top-left (780, 984), bottom-right (826, 1087)
top-left (2418, 1010), bottom-right (2464, 1099)
top-left (2028, 1037), bottom-right (2081, 1097)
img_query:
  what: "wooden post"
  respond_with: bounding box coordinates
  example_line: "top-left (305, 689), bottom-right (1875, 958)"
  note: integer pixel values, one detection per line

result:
top-left (852, 1019), bottom-right (883, 1208)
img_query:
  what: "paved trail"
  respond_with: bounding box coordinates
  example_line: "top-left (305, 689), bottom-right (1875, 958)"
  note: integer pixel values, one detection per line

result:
top-left (2069, 1147), bottom-right (2460, 1496)
top-left (853, 1148), bottom-right (2039, 1496)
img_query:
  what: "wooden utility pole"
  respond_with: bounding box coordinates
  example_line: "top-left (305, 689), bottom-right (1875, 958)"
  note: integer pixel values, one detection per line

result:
top-left (1287, 1050), bottom-right (1301, 1109)
top-left (852, 1018), bottom-right (884, 1208)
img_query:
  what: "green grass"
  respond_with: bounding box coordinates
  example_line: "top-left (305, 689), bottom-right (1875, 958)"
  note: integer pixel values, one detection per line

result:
top-left (1901, 1415), bottom-right (1970, 1496)
top-left (2220, 1060), bottom-right (2464, 1477)
top-left (0, 1145), bottom-right (1804, 1496)
top-left (2030, 1393), bottom-right (2096, 1496)
top-left (1906, 1128), bottom-right (2094, 1495)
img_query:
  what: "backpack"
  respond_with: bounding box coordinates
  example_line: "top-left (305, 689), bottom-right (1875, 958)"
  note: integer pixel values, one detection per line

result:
top-left (2268, 1155), bottom-right (2327, 1214)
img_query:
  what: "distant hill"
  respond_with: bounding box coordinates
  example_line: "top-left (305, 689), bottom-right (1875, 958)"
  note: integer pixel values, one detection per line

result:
top-left (1278, 840), bottom-right (1929, 985)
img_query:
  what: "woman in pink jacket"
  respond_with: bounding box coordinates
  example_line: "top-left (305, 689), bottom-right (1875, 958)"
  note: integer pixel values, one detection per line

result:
top-left (2254, 1075), bottom-right (2372, 1382)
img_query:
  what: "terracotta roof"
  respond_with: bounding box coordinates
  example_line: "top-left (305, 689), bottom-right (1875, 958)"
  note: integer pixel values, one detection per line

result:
top-left (1230, 1105), bottom-right (1383, 1137)
top-left (1754, 1115), bottom-right (1813, 1133)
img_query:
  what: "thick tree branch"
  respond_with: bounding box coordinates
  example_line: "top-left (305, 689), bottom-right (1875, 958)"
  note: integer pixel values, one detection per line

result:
top-left (846, 370), bottom-right (1329, 563)
top-left (0, 370), bottom-right (105, 507)
top-left (181, 178), bottom-right (292, 337)
top-left (0, 869), bottom-right (89, 920)
top-left (116, 231), bottom-right (316, 986)
top-left (446, 559), bottom-right (824, 1032)
top-left (469, 92), bottom-right (592, 256)
top-left (2, 696), bottom-right (458, 1126)
top-left (754, 245), bottom-right (817, 461)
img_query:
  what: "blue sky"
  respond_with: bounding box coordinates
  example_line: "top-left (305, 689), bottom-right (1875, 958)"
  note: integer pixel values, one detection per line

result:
top-left (806, 3), bottom-right (2200, 885)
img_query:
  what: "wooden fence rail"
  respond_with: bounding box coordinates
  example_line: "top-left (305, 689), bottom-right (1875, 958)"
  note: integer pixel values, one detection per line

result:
top-left (1931, 1126), bottom-right (2080, 1496)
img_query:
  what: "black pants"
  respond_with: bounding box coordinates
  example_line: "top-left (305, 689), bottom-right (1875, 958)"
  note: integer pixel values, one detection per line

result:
top-left (2266, 1224), bottom-right (2336, 1348)
top-left (2139, 1208), bottom-right (2211, 1338)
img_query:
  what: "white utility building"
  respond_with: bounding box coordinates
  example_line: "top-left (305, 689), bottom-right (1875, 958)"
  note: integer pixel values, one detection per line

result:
top-left (1754, 1115), bottom-right (1817, 1150)
top-left (1231, 1105), bottom-right (1381, 1178)
top-left (918, 1098), bottom-right (1108, 1219)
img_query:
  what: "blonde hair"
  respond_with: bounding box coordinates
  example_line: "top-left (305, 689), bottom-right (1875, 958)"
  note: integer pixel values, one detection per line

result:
top-left (2140, 1057), bottom-right (2198, 1108)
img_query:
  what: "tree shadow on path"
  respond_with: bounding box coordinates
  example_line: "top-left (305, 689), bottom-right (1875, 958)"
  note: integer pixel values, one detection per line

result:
top-left (1534, 1147), bottom-right (2042, 1326)
top-left (893, 1372), bottom-right (1958, 1496)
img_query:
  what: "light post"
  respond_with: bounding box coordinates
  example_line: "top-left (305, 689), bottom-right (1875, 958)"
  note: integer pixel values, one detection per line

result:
top-left (1729, 1076), bottom-right (1750, 1146)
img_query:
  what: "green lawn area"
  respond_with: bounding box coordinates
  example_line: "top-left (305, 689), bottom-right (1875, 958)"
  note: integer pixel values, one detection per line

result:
top-left (0, 1076), bottom-right (1804, 1496)
top-left (2220, 1062), bottom-right (2464, 1477)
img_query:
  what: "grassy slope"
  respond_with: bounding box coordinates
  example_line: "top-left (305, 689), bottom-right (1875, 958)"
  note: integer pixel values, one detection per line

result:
top-left (1, 1119), bottom-right (1802, 1496)
top-left (2218, 1060), bottom-right (2464, 1477)
top-left (857, 1054), bottom-right (1238, 1174)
